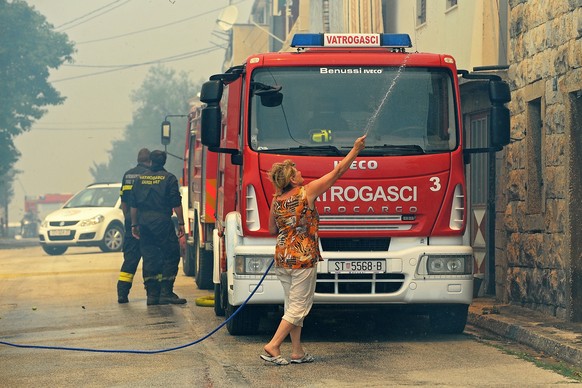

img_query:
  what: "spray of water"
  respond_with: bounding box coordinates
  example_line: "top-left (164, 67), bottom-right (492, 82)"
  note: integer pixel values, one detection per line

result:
top-left (363, 53), bottom-right (411, 136)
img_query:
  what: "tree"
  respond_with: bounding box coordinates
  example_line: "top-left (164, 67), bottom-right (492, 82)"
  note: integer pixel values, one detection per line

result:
top-left (91, 65), bottom-right (200, 183)
top-left (0, 0), bottom-right (74, 226)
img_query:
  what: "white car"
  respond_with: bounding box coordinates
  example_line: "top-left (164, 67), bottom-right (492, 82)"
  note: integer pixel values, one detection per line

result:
top-left (39, 182), bottom-right (124, 255)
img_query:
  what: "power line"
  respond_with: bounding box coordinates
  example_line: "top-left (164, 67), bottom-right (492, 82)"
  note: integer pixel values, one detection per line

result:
top-left (53, 46), bottom-right (221, 83)
top-left (55, 0), bottom-right (122, 29)
top-left (32, 127), bottom-right (125, 132)
top-left (76, 4), bottom-right (227, 45)
top-left (56, 0), bottom-right (132, 32)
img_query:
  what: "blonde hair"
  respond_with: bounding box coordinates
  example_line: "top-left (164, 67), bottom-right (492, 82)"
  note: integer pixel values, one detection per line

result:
top-left (268, 159), bottom-right (296, 195)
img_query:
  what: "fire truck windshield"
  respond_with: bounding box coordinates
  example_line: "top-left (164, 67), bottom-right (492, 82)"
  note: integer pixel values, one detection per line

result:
top-left (249, 67), bottom-right (458, 156)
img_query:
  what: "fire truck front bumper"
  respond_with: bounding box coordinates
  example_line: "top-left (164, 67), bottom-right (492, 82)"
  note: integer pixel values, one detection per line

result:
top-left (230, 244), bottom-right (473, 307)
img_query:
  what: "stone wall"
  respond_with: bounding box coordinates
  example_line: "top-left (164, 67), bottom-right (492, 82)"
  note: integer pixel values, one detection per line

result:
top-left (499, 0), bottom-right (582, 320)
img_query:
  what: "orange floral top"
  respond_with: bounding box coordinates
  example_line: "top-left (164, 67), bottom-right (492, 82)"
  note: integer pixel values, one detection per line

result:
top-left (273, 186), bottom-right (322, 269)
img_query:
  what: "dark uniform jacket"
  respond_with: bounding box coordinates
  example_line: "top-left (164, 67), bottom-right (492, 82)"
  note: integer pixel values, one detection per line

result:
top-left (120, 163), bottom-right (150, 220)
top-left (130, 167), bottom-right (181, 223)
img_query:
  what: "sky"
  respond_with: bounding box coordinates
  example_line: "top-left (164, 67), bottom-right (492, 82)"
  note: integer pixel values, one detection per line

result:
top-left (10, 0), bottom-right (253, 223)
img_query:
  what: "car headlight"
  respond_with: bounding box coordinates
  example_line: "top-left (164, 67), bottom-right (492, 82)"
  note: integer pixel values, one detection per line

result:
top-left (78, 215), bottom-right (105, 227)
top-left (235, 256), bottom-right (274, 275)
top-left (41, 220), bottom-right (48, 228)
top-left (426, 255), bottom-right (472, 275)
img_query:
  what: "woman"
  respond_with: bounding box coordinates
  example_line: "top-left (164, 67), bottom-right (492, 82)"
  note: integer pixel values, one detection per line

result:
top-left (261, 135), bottom-right (366, 366)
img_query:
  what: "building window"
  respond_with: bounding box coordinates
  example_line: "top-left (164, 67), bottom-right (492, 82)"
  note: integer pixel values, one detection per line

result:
top-left (526, 98), bottom-right (543, 214)
top-left (416, 0), bottom-right (426, 26)
top-left (446, 0), bottom-right (458, 10)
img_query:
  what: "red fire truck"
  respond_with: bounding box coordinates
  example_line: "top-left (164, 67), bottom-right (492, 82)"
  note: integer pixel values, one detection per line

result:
top-left (178, 102), bottom-right (217, 290)
top-left (199, 33), bottom-right (510, 335)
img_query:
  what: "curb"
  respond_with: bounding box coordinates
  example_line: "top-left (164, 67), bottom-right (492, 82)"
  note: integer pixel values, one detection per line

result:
top-left (468, 311), bottom-right (582, 368)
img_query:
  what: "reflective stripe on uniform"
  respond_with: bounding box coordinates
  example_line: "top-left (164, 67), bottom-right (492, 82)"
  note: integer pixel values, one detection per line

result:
top-left (118, 272), bottom-right (134, 283)
top-left (144, 274), bottom-right (163, 282)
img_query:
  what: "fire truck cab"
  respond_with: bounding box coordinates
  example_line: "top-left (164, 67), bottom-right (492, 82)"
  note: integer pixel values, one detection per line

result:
top-left (200, 33), bottom-right (511, 335)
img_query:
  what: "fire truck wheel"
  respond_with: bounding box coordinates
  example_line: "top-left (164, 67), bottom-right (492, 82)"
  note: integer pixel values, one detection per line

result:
top-left (429, 304), bottom-right (468, 334)
top-left (225, 302), bottom-right (260, 335)
top-left (42, 245), bottom-right (68, 255)
top-left (213, 276), bottom-right (225, 316)
top-left (182, 241), bottom-right (196, 276)
top-left (195, 249), bottom-right (213, 290)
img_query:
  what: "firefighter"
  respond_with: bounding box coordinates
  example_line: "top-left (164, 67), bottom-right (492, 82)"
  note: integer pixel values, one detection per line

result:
top-left (130, 150), bottom-right (186, 305)
top-left (116, 148), bottom-right (151, 304)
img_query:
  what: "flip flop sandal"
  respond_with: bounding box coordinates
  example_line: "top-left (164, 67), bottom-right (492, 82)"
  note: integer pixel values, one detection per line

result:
top-left (290, 353), bottom-right (315, 364)
top-left (260, 354), bottom-right (289, 366)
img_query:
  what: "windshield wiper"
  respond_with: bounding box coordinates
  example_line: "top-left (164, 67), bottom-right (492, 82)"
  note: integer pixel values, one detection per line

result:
top-left (260, 145), bottom-right (342, 156)
top-left (363, 144), bottom-right (425, 155)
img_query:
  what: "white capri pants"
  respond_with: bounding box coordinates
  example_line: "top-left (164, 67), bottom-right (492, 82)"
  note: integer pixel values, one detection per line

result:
top-left (275, 266), bottom-right (318, 327)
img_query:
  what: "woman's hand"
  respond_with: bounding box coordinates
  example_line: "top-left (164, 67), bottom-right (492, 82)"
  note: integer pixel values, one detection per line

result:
top-left (353, 135), bottom-right (366, 153)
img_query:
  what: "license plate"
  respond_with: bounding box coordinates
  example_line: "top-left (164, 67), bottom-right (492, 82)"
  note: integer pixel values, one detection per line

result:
top-left (328, 260), bottom-right (386, 274)
top-left (49, 229), bottom-right (71, 236)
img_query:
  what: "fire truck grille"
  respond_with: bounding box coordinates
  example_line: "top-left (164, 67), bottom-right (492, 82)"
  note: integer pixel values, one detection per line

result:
top-left (321, 238), bottom-right (389, 252)
top-left (315, 273), bottom-right (405, 294)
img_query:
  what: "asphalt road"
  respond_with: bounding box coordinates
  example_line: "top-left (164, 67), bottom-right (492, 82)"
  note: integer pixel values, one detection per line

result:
top-left (0, 245), bottom-right (578, 387)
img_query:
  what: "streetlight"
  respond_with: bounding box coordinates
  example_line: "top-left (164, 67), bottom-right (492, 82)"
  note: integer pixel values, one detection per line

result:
top-left (161, 114), bottom-right (187, 161)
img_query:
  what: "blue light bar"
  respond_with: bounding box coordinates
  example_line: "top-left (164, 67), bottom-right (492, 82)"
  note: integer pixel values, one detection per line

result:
top-left (380, 33), bottom-right (412, 48)
top-left (291, 33), bottom-right (324, 47)
top-left (291, 33), bottom-right (412, 48)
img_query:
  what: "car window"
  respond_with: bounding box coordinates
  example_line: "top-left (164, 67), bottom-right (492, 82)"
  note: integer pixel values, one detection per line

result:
top-left (64, 187), bottom-right (120, 208)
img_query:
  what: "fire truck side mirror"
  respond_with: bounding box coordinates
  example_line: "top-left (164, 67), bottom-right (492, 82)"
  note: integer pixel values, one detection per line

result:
top-left (489, 80), bottom-right (511, 148)
top-left (200, 80), bottom-right (223, 149)
top-left (201, 106), bottom-right (221, 148)
top-left (200, 80), bottom-right (223, 104)
top-left (490, 105), bottom-right (510, 147)
top-left (489, 80), bottom-right (511, 104)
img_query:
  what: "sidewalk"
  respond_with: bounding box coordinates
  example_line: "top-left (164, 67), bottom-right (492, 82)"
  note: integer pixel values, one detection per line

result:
top-left (0, 237), bottom-right (39, 249)
top-left (468, 298), bottom-right (582, 368)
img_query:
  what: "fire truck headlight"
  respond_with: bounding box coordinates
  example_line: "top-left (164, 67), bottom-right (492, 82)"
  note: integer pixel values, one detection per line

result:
top-left (235, 255), bottom-right (274, 275)
top-left (426, 255), bottom-right (472, 275)
top-left (78, 215), bottom-right (105, 227)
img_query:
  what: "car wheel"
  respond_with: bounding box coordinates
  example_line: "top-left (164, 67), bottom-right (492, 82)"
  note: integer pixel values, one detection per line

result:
top-left (42, 245), bottom-right (68, 255)
top-left (99, 224), bottom-right (124, 252)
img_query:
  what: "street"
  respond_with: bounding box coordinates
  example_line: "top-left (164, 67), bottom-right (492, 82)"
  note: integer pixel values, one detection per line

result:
top-left (0, 246), bottom-right (579, 387)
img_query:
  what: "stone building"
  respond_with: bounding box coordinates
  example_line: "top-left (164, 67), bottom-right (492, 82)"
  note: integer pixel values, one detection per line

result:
top-left (499, 0), bottom-right (582, 320)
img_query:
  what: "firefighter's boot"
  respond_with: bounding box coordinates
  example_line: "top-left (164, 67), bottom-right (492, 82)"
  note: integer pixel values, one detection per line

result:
top-left (159, 280), bottom-right (187, 305)
top-left (145, 281), bottom-right (166, 306)
top-left (117, 280), bottom-right (132, 304)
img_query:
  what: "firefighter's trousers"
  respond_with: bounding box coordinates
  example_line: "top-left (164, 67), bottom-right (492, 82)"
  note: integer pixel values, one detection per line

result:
top-left (117, 220), bottom-right (142, 297)
top-left (138, 215), bottom-right (180, 297)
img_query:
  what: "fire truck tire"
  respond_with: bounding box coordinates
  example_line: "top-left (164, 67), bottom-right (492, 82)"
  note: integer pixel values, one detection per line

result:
top-left (195, 249), bottom-right (213, 290)
top-left (213, 273), bottom-right (226, 316)
top-left (225, 301), bottom-right (260, 335)
top-left (42, 245), bottom-right (68, 255)
top-left (429, 304), bottom-right (469, 334)
top-left (182, 241), bottom-right (196, 276)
